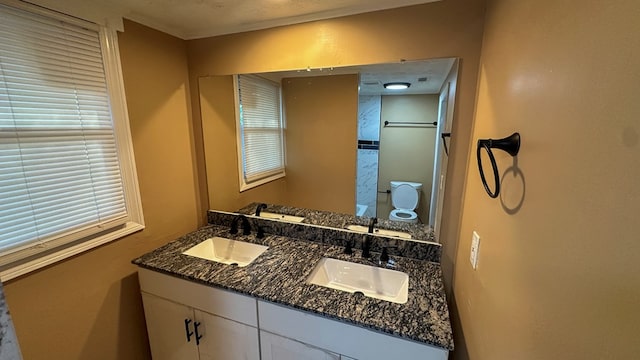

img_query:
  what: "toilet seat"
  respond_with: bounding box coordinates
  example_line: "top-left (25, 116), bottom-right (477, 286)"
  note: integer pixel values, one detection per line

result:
top-left (390, 209), bottom-right (418, 221)
top-left (389, 183), bottom-right (420, 223)
top-left (391, 184), bottom-right (419, 210)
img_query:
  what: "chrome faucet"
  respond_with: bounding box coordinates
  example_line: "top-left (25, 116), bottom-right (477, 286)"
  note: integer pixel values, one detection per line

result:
top-left (255, 203), bottom-right (268, 216)
top-left (368, 217), bottom-right (378, 234)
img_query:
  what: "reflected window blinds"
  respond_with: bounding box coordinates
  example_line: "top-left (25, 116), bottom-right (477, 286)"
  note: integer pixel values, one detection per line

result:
top-left (237, 74), bottom-right (285, 183)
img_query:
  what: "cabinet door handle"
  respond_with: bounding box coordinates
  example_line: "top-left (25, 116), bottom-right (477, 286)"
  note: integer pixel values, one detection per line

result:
top-left (194, 321), bottom-right (203, 346)
top-left (184, 318), bottom-right (193, 342)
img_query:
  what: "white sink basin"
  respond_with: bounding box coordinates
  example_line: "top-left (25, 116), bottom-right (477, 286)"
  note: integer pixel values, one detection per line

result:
top-left (259, 212), bottom-right (305, 223)
top-left (346, 225), bottom-right (412, 239)
top-left (182, 237), bottom-right (268, 267)
top-left (307, 258), bottom-right (409, 304)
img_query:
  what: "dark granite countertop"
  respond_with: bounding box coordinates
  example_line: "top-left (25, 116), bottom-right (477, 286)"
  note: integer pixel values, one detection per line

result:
top-left (133, 225), bottom-right (453, 351)
top-left (236, 203), bottom-right (436, 242)
top-left (0, 283), bottom-right (22, 360)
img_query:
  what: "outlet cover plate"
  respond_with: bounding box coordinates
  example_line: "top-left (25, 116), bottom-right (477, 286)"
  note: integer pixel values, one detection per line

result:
top-left (470, 231), bottom-right (480, 269)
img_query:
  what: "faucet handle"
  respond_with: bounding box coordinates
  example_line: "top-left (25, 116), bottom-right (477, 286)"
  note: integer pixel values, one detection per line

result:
top-left (229, 218), bottom-right (239, 234)
top-left (342, 239), bottom-right (353, 255)
top-left (379, 246), bottom-right (398, 268)
top-left (256, 225), bottom-right (265, 239)
top-left (380, 247), bottom-right (390, 263)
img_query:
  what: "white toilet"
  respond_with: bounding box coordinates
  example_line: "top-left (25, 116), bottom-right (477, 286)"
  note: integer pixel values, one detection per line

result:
top-left (389, 181), bottom-right (422, 223)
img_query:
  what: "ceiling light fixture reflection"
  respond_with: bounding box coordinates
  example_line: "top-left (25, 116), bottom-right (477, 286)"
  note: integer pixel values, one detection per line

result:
top-left (383, 82), bottom-right (411, 90)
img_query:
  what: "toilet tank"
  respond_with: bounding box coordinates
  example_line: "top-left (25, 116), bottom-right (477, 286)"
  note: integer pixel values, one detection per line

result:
top-left (390, 181), bottom-right (423, 191)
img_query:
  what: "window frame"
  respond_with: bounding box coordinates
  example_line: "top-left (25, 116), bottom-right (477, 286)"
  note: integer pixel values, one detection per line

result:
top-left (233, 74), bottom-right (286, 192)
top-left (0, 0), bottom-right (144, 281)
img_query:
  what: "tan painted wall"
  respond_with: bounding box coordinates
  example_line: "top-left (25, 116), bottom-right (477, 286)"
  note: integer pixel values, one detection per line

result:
top-left (199, 75), bottom-right (288, 211)
top-left (282, 75), bottom-right (358, 213)
top-left (453, 0), bottom-right (640, 359)
top-left (187, 0), bottom-right (487, 294)
top-left (3, 20), bottom-right (200, 359)
top-left (377, 94), bottom-right (438, 222)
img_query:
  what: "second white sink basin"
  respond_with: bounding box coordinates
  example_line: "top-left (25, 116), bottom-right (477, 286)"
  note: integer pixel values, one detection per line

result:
top-left (259, 212), bottom-right (305, 223)
top-left (346, 225), bottom-right (412, 239)
top-left (307, 258), bottom-right (409, 304)
top-left (182, 237), bottom-right (268, 267)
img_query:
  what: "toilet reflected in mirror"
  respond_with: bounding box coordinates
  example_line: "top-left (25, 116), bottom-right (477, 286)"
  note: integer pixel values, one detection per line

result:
top-left (389, 181), bottom-right (422, 223)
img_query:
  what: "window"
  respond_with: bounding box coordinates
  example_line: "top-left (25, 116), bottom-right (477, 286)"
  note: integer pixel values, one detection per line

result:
top-left (0, 2), bottom-right (143, 280)
top-left (234, 74), bottom-right (285, 190)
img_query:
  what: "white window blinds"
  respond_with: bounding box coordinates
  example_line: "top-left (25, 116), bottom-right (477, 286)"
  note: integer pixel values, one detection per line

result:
top-left (0, 4), bottom-right (128, 264)
top-left (237, 74), bottom-right (285, 184)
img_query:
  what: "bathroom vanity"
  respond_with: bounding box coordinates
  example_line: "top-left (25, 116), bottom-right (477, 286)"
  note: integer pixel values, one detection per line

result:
top-left (133, 210), bottom-right (452, 360)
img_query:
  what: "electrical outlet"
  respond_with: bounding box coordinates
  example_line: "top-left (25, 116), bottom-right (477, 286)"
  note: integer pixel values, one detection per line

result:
top-left (470, 231), bottom-right (480, 269)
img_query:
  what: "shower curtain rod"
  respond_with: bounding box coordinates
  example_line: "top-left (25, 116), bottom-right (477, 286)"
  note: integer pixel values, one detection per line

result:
top-left (383, 121), bottom-right (437, 128)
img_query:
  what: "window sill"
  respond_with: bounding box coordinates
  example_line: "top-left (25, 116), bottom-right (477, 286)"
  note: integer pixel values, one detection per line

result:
top-left (239, 172), bottom-right (286, 192)
top-left (0, 221), bottom-right (145, 282)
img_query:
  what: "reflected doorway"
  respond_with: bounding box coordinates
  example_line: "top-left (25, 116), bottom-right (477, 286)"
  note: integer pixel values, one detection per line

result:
top-left (355, 58), bottom-right (457, 228)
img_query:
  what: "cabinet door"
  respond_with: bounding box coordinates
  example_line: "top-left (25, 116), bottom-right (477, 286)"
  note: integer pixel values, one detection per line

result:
top-left (141, 293), bottom-right (199, 360)
top-left (195, 309), bottom-right (260, 360)
top-left (260, 331), bottom-right (340, 360)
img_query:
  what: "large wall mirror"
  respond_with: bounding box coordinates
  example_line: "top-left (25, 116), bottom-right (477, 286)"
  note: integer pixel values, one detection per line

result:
top-left (199, 57), bottom-right (458, 233)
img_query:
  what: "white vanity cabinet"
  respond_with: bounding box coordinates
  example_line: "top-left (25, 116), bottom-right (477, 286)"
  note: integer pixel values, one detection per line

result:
top-left (138, 269), bottom-right (260, 360)
top-left (260, 330), bottom-right (341, 360)
top-left (258, 301), bottom-right (448, 360)
top-left (138, 268), bottom-right (448, 360)
top-left (140, 293), bottom-right (199, 359)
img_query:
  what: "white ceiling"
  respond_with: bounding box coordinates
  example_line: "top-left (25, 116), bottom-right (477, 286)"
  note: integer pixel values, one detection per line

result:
top-left (359, 58), bottom-right (455, 95)
top-left (27, 0), bottom-right (440, 40)
top-left (261, 58), bottom-right (456, 95)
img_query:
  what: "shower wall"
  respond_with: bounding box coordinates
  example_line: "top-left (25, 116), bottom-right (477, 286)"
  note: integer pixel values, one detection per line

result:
top-left (356, 95), bottom-right (381, 218)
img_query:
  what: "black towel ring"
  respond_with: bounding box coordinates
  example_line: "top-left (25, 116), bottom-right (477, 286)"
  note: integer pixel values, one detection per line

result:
top-left (477, 133), bottom-right (521, 198)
